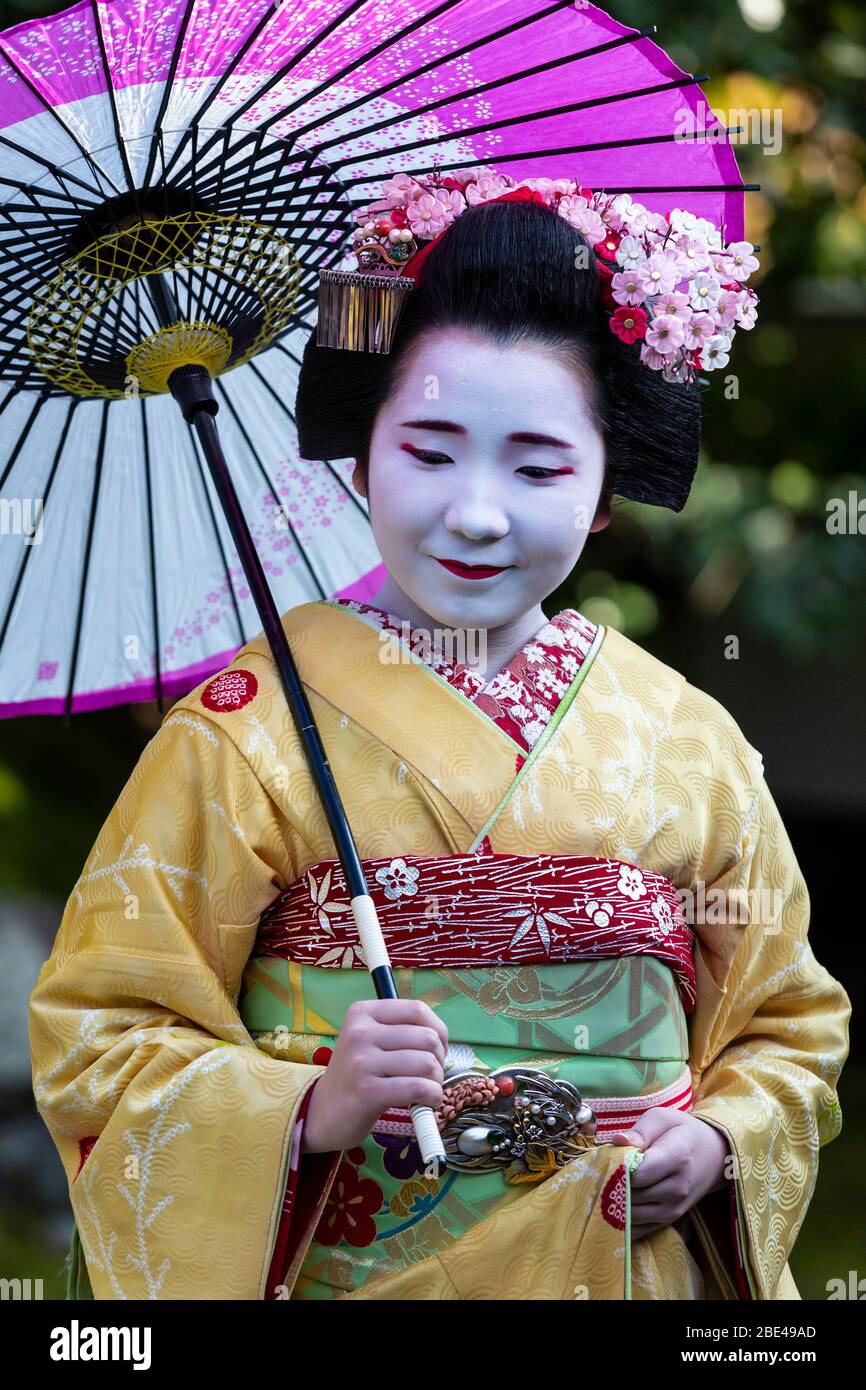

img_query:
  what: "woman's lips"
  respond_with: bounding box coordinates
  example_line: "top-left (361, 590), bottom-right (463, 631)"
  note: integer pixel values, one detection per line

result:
top-left (434, 557), bottom-right (511, 580)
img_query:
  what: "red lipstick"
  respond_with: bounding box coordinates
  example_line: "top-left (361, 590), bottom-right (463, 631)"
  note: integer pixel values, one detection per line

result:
top-left (434, 557), bottom-right (510, 580)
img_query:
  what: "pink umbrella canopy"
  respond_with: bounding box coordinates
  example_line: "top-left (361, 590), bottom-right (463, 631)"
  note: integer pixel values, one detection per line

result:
top-left (0, 0), bottom-right (752, 718)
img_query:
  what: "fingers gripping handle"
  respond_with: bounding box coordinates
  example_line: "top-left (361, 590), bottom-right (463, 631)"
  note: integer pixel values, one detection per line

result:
top-left (350, 893), bottom-right (447, 1175)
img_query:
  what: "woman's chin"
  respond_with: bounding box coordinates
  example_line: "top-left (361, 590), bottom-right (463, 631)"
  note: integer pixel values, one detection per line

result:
top-left (392, 562), bottom-right (550, 631)
top-left (417, 595), bottom-right (531, 633)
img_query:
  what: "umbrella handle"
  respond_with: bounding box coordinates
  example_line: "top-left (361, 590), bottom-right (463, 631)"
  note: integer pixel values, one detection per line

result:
top-left (167, 364), bottom-right (447, 1178)
top-left (350, 894), bottom-right (447, 1176)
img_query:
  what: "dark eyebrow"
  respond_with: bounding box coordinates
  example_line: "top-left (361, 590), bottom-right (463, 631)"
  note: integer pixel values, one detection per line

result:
top-left (507, 431), bottom-right (575, 450)
top-left (400, 418), bottom-right (467, 435)
top-left (400, 420), bottom-right (576, 449)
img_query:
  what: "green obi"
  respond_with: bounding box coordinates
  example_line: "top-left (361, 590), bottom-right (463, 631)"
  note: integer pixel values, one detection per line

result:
top-left (240, 953), bottom-right (690, 1300)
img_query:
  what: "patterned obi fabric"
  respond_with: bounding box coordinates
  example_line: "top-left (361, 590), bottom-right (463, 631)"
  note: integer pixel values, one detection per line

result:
top-left (242, 851), bottom-right (696, 1299)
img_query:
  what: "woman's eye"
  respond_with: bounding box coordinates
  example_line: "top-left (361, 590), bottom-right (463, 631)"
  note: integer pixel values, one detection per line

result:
top-left (402, 446), bottom-right (565, 478)
top-left (406, 448), bottom-right (452, 465)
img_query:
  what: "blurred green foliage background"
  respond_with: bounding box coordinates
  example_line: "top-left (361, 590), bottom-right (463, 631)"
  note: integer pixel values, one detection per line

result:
top-left (548, 0), bottom-right (866, 661)
top-left (0, 0), bottom-right (863, 1302)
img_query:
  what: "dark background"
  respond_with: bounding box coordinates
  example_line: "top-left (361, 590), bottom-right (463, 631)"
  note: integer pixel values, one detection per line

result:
top-left (0, 0), bottom-right (863, 1297)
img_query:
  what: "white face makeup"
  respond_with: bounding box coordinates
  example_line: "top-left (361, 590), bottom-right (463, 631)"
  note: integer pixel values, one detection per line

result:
top-left (353, 327), bottom-right (608, 637)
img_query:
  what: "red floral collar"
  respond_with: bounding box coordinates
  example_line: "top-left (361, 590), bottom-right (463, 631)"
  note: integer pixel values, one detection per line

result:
top-left (326, 598), bottom-right (598, 758)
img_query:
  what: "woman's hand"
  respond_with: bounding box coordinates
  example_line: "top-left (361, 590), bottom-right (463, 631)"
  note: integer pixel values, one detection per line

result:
top-left (301, 998), bottom-right (449, 1154)
top-left (609, 1109), bottom-right (731, 1240)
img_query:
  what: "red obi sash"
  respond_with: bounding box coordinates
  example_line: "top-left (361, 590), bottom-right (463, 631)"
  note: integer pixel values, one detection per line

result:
top-left (256, 851), bottom-right (696, 1012)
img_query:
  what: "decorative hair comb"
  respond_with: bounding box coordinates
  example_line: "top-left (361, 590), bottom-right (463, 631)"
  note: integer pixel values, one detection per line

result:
top-left (317, 167), bottom-right (760, 384)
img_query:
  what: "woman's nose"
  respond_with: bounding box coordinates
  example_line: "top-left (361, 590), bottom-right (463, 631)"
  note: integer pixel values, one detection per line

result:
top-left (443, 493), bottom-right (510, 541)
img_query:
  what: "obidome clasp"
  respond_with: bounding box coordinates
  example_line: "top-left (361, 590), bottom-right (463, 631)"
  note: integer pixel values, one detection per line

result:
top-left (436, 1065), bottom-right (599, 1184)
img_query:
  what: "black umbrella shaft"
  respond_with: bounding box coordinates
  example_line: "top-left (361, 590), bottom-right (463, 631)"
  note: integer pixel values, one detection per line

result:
top-left (174, 370), bottom-right (372, 907)
top-left (144, 273), bottom-right (180, 326)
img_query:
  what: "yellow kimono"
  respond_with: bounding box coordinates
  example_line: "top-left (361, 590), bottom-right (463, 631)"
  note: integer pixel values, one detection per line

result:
top-left (28, 599), bottom-right (851, 1300)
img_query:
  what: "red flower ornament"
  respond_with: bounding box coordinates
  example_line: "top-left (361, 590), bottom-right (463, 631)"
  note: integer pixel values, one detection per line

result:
top-left (610, 305), bottom-right (648, 345)
top-left (597, 228), bottom-right (622, 261)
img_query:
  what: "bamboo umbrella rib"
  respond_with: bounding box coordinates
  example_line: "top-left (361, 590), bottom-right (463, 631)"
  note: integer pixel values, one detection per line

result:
top-left (272, 315), bottom-right (321, 352)
top-left (154, 127), bottom-right (171, 216)
top-left (140, 396), bottom-right (165, 714)
top-left (0, 238), bottom-right (81, 297)
top-left (0, 381), bottom-right (22, 415)
top-left (0, 386), bottom-right (47, 490)
top-left (310, 29), bottom-right (661, 157)
top-left (589, 182), bottom-right (760, 193)
top-left (163, 259), bottom-right (193, 330)
top-left (0, 192), bottom-right (87, 265)
top-left (176, 140), bottom-right (347, 239)
top-left (211, 173), bottom-right (346, 333)
top-left (184, 423), bottom-right (247, 651)
top-left (140, 0), bottom-right (200, 192)
top-left (0, 130), bottom-right (107, 200)
top-left (64, 398), bottom-right (110, 720)
top-left (0, 172), bottom-right (102, 214)
top-left (188, 121), bottom-right (199, 218)
top-left (198, 128), bottom-right (234, 309)
top-left (159, 0), bottom-right (383, 185)
top-left (200, 165), bottom-right (347, 332)
top-left (154, 1), bottom-right (291, 183)
top-left (0, 41), bottom-right (123, 200)
top-left (336, 75), bottom-right (714, 182)
top-left (213, 376), bottom-right (328, 601)
top-left (184, 14), bottom-right (659, 187)
top-left (212, 132), bottom-right (318, 236)
top-left (0, 339), bottom-right (36, 382)
top-left (344, 145), bottom-right (751, 193)
top-left (0, 148), bottom-right (344, 278)
top-left (170, 129), bottom-right (333, 330)
top-left (100, 280), bottom-right (158, 364)
top-left (0, 247), bottom-right (63, 322)
top-left (199, 128), bottom-right (262, 326)
top-left (291, 0), bottom-right (600, 148)
top-left (244, 355), bottom-right (372, 528)
top-left (235, 128), bottom-right (297, 232)
top-left (0, 396), bottom-right (79, 661)
top-left (0, 367), bottom-right (30, 399)
top-left (268, 339), bottom-right (305, 373)
top-left (203, 0), bottom-right (517, 158)
top-left (89, 0), bottom-right (139, 208)
top-left (105, 273), bottom-right (135, 363)
top-left (130, 274), bottom-right (158, 344)
top-left (339, 125), bottom-right (741, 173)
top-left (72, 277), bottom-right (155, 375)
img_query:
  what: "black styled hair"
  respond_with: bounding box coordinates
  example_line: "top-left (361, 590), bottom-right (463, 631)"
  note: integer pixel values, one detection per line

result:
top-left (295, 198), bottom-right (701, 511)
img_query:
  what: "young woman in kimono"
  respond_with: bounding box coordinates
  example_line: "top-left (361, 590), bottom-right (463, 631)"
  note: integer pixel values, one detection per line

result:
top-left (29, 181), bottom-right (851, 1302)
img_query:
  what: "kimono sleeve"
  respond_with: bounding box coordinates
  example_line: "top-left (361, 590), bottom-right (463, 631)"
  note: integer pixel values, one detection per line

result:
top-left (28, 708), bottom-right (339, 1300)
top-left (687, 769), bottom-right (852, 1300)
